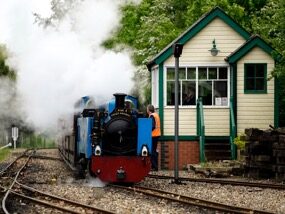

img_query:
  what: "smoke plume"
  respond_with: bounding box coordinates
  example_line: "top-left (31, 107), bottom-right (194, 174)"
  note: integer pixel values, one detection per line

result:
top-left (0, 0), bottom-right (135, 133)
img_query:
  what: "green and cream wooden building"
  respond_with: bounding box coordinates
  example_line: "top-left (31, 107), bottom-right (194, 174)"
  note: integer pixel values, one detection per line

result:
top-left (147, 7), bottom-right (278, 168)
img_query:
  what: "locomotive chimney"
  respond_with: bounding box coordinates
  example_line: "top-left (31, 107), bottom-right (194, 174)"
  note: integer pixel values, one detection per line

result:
top-left (114, 93), bottom-right (127, 109)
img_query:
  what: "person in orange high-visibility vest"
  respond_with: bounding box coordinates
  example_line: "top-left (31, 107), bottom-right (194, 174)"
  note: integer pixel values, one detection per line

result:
top-left (147, 104), bottom-right (161, 171)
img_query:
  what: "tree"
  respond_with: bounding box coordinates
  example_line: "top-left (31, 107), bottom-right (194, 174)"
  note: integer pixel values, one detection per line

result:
top-left (249, 0), bottom-right (285, 126)
top-left (0, 46), bottom-right (16, 80)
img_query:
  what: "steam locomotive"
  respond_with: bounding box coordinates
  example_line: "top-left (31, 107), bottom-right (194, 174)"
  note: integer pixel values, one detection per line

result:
top-left (59, 93), bottom-right (153, 183)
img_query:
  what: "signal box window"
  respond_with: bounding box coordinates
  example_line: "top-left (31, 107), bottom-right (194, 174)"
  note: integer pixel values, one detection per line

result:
top-left (244, 64), bottom-right (267, 93)
top-left (166, 67), bottom-right (228, 106)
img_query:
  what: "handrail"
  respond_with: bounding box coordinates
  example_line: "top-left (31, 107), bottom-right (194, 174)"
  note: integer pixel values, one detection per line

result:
top-left (196, 97), bottom-right (205, 162)
top-left (229, 97), bottom-right (237, 159)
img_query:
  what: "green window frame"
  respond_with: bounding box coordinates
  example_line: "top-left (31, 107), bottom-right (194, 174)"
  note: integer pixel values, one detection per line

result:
top-left (244, 63), bottom-right (267, 94)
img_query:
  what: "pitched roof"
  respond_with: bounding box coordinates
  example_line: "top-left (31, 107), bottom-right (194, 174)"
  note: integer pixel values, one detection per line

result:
top-left (147, 6), bottom-right (251, 70)
top-left (225, 35), bottom-right (276, 63)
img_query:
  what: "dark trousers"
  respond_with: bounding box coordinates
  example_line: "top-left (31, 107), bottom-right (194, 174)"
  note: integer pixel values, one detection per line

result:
top-left (151, 137), bottom-right (159, 170)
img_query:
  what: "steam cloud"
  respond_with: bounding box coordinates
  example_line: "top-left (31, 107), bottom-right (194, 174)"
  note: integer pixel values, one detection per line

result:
top-left (0, 0), bottom-right (136, 133)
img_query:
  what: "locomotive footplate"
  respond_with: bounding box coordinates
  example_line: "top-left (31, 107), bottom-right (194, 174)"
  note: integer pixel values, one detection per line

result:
top-left (91, 156), bottom-right (151, 183)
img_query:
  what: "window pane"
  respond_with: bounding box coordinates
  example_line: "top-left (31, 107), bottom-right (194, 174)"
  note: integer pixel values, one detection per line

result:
top-left (219, 67), bottom-right (227, 79)
top-left (245, 78), bottom-right (255, 90)
top-left (214, 81), bottom-right (227, 106)
top-left (187, 68), bottom-right (196, 80)
top-left (167, 81), bottom-right (175, 105)
top-left (256, 64), bottom-right (265, 77)
top-left (167, 68), bottom-right (175, 80)
top-left (256, 78), bottom-right (265, 90)
top-left (179, 68), bottom-right (186, 79)
top-left (198, 67), bottom-right (207, 79)
top-left (182, 81), bottom-right (196, 105)
top-left (245, 64), bottom-right (266, 92)
top-left (208, 68), bottom-right (217, 79)
top-left (167, 81), bottom-right (181, 105)
top-left (214, 81), bottom-right (227, 97)
top-left (246, 64), bottom-right (255, 77)
top-left (198, 81), bottom-right (212, 105)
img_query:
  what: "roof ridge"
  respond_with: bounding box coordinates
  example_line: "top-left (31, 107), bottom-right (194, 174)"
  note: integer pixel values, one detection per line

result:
top-left (226, 34), bottom-right (276, 63)
top-left (147, 7), bottom-right (251, 70)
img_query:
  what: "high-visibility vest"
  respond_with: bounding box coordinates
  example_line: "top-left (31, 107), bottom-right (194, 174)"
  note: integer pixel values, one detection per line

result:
top-left (150, 112), bottom-right (161, 137)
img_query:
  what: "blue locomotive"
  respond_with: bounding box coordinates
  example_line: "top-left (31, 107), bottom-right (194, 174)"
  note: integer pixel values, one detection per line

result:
top-left (59, 93), bottom-right (153, 183)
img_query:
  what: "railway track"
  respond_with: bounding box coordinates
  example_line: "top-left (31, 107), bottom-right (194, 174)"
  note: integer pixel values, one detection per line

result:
top-left (110, 184), bottom-right (274, 214)
top-left (0, 149), bottom-right (113, 214)
top-left (31, 154), bottom-right (63, 161)
top-left (0, 149), bottom-right (32, 176)
top-left (11, 182), bottom-right (114, 214)
top-left (147, 174), bottom-right (285, 190)
top-left (1, 149), bottom-right (35, 213)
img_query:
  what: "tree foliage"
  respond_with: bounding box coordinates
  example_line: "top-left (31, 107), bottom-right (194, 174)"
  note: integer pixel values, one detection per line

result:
top-left (104, 0), bottom-right (272, 66)
top-left (0, 46), bottom-right (16, 80)
top-left (34, 0), bottom-right (80, 28)
top-left (105, 0), bottom-right (284, 125)
top-left (249, 0), bottom-right (285, 125)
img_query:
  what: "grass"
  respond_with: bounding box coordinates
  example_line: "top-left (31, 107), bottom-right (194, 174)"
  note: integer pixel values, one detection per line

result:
top-left (0, 134), bottom-right (56, 163)
top-left (0, 148), bottom-right (11, 162)
top-left (20, 135), bottom-right (56, 149)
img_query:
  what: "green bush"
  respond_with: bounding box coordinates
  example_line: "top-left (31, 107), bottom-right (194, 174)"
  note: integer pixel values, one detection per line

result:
top-left (234, 135), bottom-right (246, 150)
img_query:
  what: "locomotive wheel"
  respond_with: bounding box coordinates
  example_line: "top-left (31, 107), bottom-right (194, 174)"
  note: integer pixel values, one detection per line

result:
top-left (88, 159), bottom-right (96, 177)
top-left (75, 158), bottom-right (87, 179)
top-left (74, 164), bottom-right (86, 179)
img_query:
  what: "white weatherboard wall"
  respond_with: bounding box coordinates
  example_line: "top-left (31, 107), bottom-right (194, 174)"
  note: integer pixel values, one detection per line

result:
top-left (164, 108), bottom-right (196, 136)
top-left (204, 108), bottom-right (229, 136)
top-left (163, 17), bottom-right (244, 136)
top-left (163, 108), bottom-right (229, 136)
top-left (164, 18), bottom-right (246, 65)
top-left (237, 47), bottom-right (275, 134)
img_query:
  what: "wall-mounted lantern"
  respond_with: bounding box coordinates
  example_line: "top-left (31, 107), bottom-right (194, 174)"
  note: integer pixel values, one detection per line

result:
top-left (209, 39), bottom-right (219, 56)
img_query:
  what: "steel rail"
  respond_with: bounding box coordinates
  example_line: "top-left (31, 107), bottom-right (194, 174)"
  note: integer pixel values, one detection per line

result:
top-left (32, 147), bottom-right (57, 151)
top-left (2, 150), bottom-right (35, 214)
top-left (31, 154), bottom-right (63, 161)
top-left (1, 150), bottom-right (113, 214)
top-left (58, 148), bottom-right (77, 171)
top-left (15, 181), bottom-right (114, 214)
top-left (0, 185), bottom-right (6, 190)
top-left (0, 149), bottom-right (31, 175)
top-left (147, 174), bottom-right (285, 190)
top-left (137, 185), bottom-right (273, 214)
top-left (11, 191), bottom-right (82, 214)
top-left (110, 184), bottom-right (273, 214)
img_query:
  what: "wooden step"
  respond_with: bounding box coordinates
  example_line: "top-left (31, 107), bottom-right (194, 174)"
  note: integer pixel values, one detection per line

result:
top-left (205, 150), bottom-right (231, 161)
top-left (205, 143), bottom-right (230, 150)
top-left (205, 140), bottom-right (232, 160)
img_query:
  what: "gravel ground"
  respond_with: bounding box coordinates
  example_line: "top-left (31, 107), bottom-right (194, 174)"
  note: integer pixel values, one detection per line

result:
top-left (140, 176), bottom-right (285, 213)
top-left (33, 182), bottom-right (209, 214)
top-left (2, 149), bottom-right (285, 213)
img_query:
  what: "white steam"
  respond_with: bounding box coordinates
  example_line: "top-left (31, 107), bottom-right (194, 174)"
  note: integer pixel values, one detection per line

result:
top-left (0, 0), bottom-right (135, 132)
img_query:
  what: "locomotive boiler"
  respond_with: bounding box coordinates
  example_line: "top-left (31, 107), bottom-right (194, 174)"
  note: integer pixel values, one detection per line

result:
top-left (59, 93), bottom-right (153, 183)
